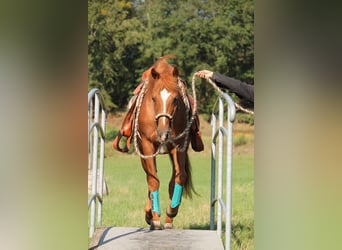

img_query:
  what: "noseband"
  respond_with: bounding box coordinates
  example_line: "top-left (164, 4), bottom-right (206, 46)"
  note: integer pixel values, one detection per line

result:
top-left (155, 113), bottom-right (173, 123)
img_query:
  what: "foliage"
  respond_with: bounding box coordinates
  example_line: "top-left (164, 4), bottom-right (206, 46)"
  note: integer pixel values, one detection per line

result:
top-left (105, 126), bottom-right (117, 141)
top-left (88, 0), bottom-right (254, 114)
top-left (234, 134), bottom-right (247, 147)
top-left (88, 0), bottom-right (144, 109)
top-left (236, 112), bottom-right (254, 125)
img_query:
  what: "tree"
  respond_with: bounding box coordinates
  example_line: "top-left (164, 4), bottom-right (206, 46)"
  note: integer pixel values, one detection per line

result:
top-left (88, 0), bottom-right (254, 114)
top-left (88, 0), bottom-right (144, 110)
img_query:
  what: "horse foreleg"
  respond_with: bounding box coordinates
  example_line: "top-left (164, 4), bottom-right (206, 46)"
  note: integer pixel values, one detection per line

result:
top-left (165, 150), bottom-right (186, 229)
top-left (141, 157), bottom-right (162, 230)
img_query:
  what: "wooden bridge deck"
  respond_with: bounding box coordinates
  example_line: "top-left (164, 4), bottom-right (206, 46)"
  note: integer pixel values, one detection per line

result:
top-left (89, 227), bottom-right (224, 250)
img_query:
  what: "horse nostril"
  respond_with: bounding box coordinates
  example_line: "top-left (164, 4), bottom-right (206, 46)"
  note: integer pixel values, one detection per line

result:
top-left (158, 131), bottom-right (168, 142)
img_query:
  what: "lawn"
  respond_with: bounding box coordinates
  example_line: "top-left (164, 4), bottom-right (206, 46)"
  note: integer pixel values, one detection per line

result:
top-left (101, 141), bottom-right (254, 249)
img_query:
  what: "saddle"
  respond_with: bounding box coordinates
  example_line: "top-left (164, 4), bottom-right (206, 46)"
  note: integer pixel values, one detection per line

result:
top-left (112, 95), bottom-right (137, 152)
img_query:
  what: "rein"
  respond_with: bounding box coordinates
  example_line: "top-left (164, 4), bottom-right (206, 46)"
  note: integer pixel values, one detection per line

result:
top-left (133, 78), bottom-right (160, 159)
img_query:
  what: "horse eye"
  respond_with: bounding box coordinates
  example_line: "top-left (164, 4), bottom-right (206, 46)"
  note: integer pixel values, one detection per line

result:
top-left (173, 97), bottom-right (178, 105)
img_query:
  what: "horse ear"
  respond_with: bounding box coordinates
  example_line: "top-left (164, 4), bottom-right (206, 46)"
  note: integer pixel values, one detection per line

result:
top-left (141, 68), bottom-right (150, 81)
top-left (172, 67), bottom-right (179, 77)
top-left (151, 68), bottom-right (160, 79)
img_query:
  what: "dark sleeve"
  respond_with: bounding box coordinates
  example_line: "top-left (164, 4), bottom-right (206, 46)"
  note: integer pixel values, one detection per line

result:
top-left (212, 72), bottom-right (254, 103)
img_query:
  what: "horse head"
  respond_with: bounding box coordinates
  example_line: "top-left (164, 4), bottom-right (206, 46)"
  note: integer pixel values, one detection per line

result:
top-left (148, 60), bottom-right (181, 143)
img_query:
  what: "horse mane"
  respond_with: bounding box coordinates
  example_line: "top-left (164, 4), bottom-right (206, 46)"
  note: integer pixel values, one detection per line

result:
top-left (148, 55), bottom-right (181, 93)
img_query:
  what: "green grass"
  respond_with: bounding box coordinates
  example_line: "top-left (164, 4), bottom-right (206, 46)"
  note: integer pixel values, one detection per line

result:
top-left (100, 146), bottom-right (254, 249)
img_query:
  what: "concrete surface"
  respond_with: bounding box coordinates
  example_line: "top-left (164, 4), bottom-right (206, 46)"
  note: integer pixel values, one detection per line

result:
top-left (89, 227), bottom-right (224, 250)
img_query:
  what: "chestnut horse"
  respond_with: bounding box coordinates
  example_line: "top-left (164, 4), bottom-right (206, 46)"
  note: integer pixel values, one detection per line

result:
top-left (133, 55), bottom-right (196, 229)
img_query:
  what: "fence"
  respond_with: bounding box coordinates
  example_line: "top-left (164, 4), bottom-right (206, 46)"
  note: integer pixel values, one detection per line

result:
top-left (210, 92), bottom-right (236, 249)
top-left (88, 88), bottom-right (107, 238)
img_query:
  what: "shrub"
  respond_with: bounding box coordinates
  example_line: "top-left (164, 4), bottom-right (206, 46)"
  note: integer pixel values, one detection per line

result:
top-left (236, 113), bottom-right (254, 125)
top-left (234, 135), bottom-right (247, 147)
top-left (105, 128), bottom-right (118, 141)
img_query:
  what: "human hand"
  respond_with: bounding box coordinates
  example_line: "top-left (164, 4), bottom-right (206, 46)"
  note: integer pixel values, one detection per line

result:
top-left (195, 70), bottom-right (213, 80)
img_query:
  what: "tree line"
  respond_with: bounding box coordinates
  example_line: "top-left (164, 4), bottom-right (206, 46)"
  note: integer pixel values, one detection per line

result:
top-left (88, 0), bottom-right (254, 114)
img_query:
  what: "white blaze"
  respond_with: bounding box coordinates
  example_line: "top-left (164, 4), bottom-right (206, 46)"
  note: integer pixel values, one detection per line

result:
top-left (160, 88), bottom-right (171, 126)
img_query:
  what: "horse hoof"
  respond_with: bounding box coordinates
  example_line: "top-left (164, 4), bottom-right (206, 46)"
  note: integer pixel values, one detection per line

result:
top-left (164, 223), bottom-right (173, 229)
top-left (150, 220), bottom-right (163, 230)
top-left (145, 212), bottom-right (153, 225)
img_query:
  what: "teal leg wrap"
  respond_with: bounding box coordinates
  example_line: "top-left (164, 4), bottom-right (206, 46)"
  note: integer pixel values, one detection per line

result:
top-left (150, 191), bottom-right (161, 216)
top-left (171, 183), bottom-right (183, 208)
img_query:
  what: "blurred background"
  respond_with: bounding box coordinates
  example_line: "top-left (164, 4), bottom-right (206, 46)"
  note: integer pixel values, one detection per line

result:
top-left (1, 0), bottom-right (342, 249)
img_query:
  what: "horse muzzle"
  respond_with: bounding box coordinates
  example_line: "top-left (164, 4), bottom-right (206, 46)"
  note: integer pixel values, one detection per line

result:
top-left (155, 113), bottom-right (173, 143)
top-left (157, 130), bottom-right (169, 142)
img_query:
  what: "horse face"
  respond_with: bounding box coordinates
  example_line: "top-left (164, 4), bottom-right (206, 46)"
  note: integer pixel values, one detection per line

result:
top-left (152, 87), bottom-right (179, 143)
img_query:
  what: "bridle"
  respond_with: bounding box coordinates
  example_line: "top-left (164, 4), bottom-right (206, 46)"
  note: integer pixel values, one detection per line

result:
top-left (155, 112), bottom-right (173, 124)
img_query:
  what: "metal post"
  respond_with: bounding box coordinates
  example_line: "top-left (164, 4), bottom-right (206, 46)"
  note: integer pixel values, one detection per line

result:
top-left (88, 99), bottom-right (91, 170)
top-left (210, 91), bottom-right (235, 249)
top-left (223, 92), bottom-right (236, 249)
top-left (97, 107), bottom-right (106, 225)
top-left (217, 97), bottom-right (224, 237)
top-left (88, 88), bottom-right (107, 238)
top-left (226, 96), bottom-right (234, 250)
top-left (210, 113), bottom-right (217, 230)
top-left (89, 94), bottom-right (100, 237)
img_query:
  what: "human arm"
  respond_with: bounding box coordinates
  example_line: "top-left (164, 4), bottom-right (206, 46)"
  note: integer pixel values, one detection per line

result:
top-left (195, 70), bottom-right (254, 103)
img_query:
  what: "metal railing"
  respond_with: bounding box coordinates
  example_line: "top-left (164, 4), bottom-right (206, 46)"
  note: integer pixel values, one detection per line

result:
top-left (210, 92), bottom-right (236, 249)
top-left (88, 88), bottom-right (107, 238)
